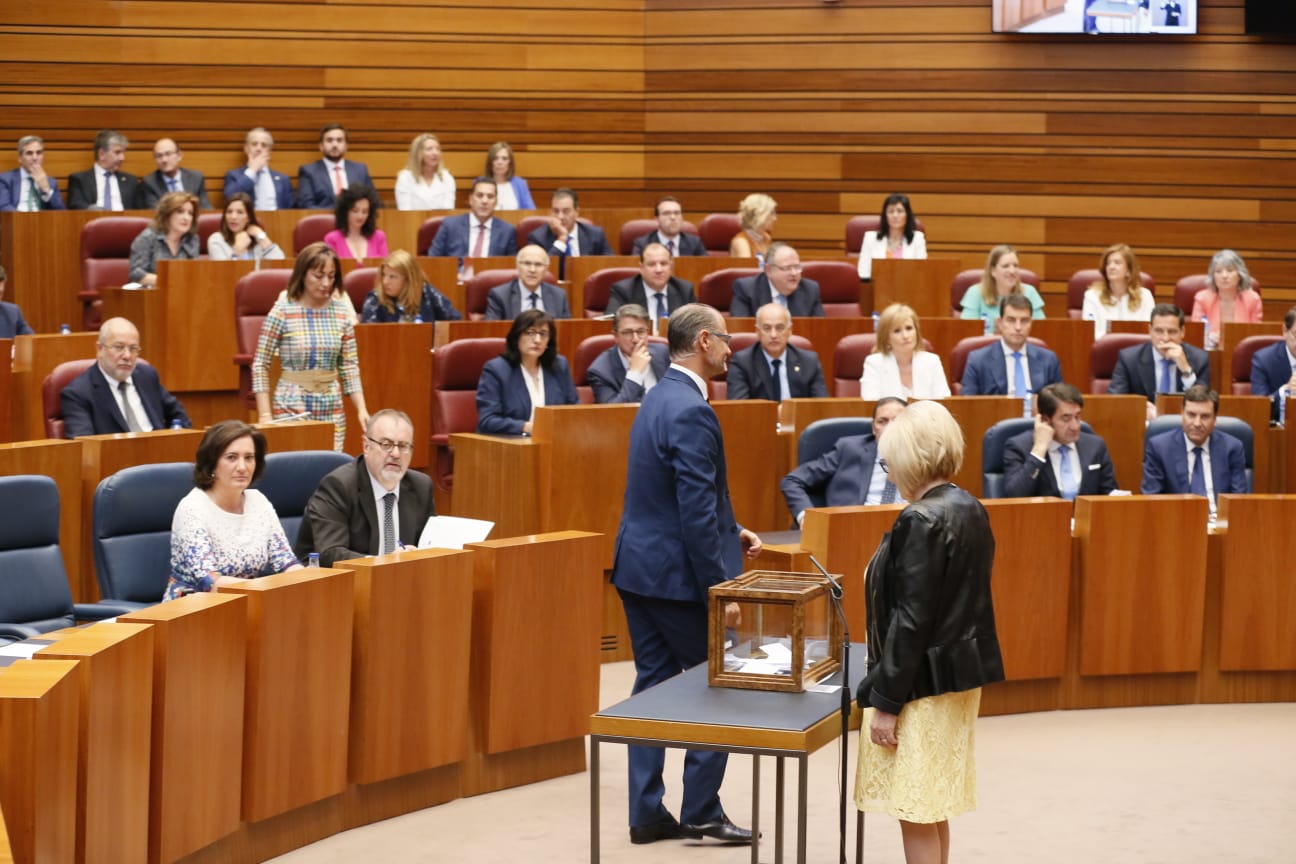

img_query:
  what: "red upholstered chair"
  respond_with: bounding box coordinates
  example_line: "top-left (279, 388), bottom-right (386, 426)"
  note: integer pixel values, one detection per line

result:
top-left (417, 217), bottom-right (445, 256)
top-left (343, 267), bottom-right (378, 317)
top-left (1174, 273), bottom-right (1262, 317)
top-left (1232, 335), bottom-right (1282, 395)
top-left (833, 333), bottom-right (876, 397)
top-left (698, 213), bottom-right (741, 256)
top-left (582, 267), bottom-right (639, 318)
top-left (801, 261), bottom-right (861, 317)
top-left (514, 215), bottom-right (548, 243)
top-left (949, 268), bottom-right (1041, 316)
top-left (80, 216), bottom-right (150, 331)
top-left (844, 215), bottom-right (926, 257)
top-left (948, 334), bottom-right (1049, 394)
top-left (617, 219), bottom-right (699, 255)
top-left (233, 269), bottom-right (294, 408)
top-left (1066, 269), bottom-right (1157, 319)
top-left (292, 214), bottom-right (334, 254)
top-left (430, 337), bottom-right (506, 492)
top-left (709, 332), bottom-right (812, 400)
top-left (42, 359), bottom-right (94, 439)
top-left (572, 334), bottom-right (617, 404)
top-left (197, 213), bottom-right (223, 254)
top-left (462, 268), bottom-right (554, 320)
top-left (698, 268), bottom-right (761, 317)
top-left (1088, 333), bottom-right (1149, 393)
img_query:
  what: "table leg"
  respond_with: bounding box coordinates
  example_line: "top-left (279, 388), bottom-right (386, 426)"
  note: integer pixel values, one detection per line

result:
top-left (590, 736), bottom-right (600, 864)
top-left (751, 754), bottom-right (761, 864)
top-left (775, 756), bottom-right (785, 864)
top-left (796, 754), bottom-right (808, 864)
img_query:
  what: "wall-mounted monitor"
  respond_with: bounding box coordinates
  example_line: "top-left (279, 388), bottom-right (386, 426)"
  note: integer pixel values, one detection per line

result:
top-left (993, 0), bottom-right (1197, 34)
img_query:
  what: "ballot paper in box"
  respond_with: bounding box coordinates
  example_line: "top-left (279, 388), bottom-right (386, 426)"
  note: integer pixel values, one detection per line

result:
top-left (708, 570), bottom-right (841, 693)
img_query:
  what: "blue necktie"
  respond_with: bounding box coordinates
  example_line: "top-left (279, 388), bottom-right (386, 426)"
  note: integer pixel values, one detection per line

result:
top-left (167, 176), bottom-right (179, 192)
top-left (1012, 351), bottom-right (1026, 398)
top-left (1159, 357), bottom-right (1174, 394)
top-left (528, 292), bottom-right (539, 309)
top-left (771, 358), bottom-right (784, 401)
top-left (1058, 445), bottom-right (1078, 501)
top-left (1189, 446), bottom-right (1207, 498)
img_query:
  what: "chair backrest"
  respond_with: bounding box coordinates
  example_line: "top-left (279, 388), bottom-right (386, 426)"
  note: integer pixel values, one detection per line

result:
top-left (343, 267), bottom-right (378, 315)
top-left (615, 218), bottom-right (701, 255)
top-left (92, 462), bottom-right (194, 605)
top-left (418, 216), bottom-right (445, 256)
top-left (981, 417), bottom-right (1094, 498)
top-left (797, 417), bottom-right (872, 466)
top-left (514, 215), bottom-right (549, 242)
top-left (698, 267), bottom-right (761, 315)
top-left (1233, 335), bottom-right (1283, 395)
top-left (572, 334), bottom-right (616, 403)
top-left (802, 260), bottom-right (861, 317)
top-left (948, 335), bottom-right (1047, 394)
top-left (197, 213), bottom-right (223, 253)
top-left (80, 216), bottom-right (151, 330)
top-left (1174, 273), bottom-right (1263, 317)
top-left (42, 358), bottom-right (95, 439)
top-left (430, 337), bottom-right (506, 491)
top-left (832, 333), bottom-right (876, 397)
top-left (234, 269), bottom-right (294, 407)
top-left (843, 215), bottom-right (928, 257)
top-left (0, 475), bottom-right (75, 633)
top-left (1066, 269), bottom-right (1157, 318)
top-left (949, 268), bottom-right (1041, 316)
top-left (255, 451), bottom-right (354, 549)
top-left (1088, 333), bottom-right (1149, 393)
top-left (292, 214), bottom-right (335, 254)
top-left (583, 267), bottom-right (639, 317)
top-left (463, 269), bottom-right (520, 320)
top-left (1146, 414), bottom-right (1254, 489)
top-left (698, 213), bottom-right (741, 256)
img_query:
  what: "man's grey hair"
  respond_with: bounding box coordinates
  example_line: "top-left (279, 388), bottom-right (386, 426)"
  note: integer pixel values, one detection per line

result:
top-left (667, 303), bottom-right (720, 360)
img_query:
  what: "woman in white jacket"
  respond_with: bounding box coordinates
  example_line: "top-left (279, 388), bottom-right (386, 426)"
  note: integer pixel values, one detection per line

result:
top-left (860, 303), bottom-right (951, 400)
top-left (858, 193), bottom-right (927, 279)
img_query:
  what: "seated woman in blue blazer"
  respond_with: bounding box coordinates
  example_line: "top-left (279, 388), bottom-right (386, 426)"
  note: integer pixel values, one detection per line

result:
top-left (476, 309), bottom-right (579, 435)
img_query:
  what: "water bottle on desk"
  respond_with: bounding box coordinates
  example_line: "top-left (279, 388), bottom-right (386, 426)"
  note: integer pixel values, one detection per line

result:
top-left (983, 313), bottom-right (993, 336)
top-left (1280, 387), bottom-right (1288, 428)
top-left (871, 311), bottom-right (879, 332)
top-left (307, 553), bottom-right (320, 569)
top-left (59, 323), bottom-right (71, 335)
top-left (1201, 316), bottom-right (1210, 349)
top-left (1022, 389), bottom-right (1033, 419)
top-left (170, 419), bottom-right (183, 430)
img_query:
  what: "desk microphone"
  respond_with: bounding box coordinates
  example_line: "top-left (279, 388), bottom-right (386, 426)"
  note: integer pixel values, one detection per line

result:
top-left (268, 412), bottom-right (311, 423)
top-left (807, 554), bottom-right (844, 600)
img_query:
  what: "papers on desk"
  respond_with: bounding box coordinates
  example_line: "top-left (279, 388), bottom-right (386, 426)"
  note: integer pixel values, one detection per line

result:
top-left (417, 515), bottom-right (494, 550)
top-left (724, 640), bottom-right (834, 677)
top-left (0, 641), bottom-right (45, 659)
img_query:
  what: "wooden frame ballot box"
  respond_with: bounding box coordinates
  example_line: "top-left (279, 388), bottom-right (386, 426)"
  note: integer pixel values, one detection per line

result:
top-left (708, 570), bottom-right (842, 693)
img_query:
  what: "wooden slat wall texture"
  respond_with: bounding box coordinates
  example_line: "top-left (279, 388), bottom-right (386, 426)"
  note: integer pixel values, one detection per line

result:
top-left (0, 0), bottom-right (1293, 308)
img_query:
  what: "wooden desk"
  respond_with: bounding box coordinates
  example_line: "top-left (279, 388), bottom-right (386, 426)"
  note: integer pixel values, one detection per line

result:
top-left (0, 439), bottom-right (83, 598)
top-left (354, 323), bottom-right (433, 466)
top-left (1076, 394), bottom-right (1148, 491)
top-left (713, 400), bottom-right (781, 532)
top-left (10, 332), bottom-right (99, 441)
top-left (800, 505), bottom-right (905, 636)
top-left (254, 419), bottom-right (335, 454)
top-left (942, 397), bottom-right (1029, 492)
top-left (1028, 318), bottom-right (1094, 391)
top-left (1215, 495), bottom-right (1296, 672)
top-left (0, 210), bottom-right (102, 332)
top-left (871, 258), bottom-right (964, 320)
top-left (0, 341), bottom-right (10, 444)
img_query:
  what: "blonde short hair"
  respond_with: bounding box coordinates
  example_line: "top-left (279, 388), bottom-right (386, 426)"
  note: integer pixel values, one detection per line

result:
top-left (877, 400), bottom-right (964, 499)
top-left (405, 133), bottom-right (448, 181)
top-left (737, 193), bottom-right (777, 232)
top-left (873, 303), bottom-right (924, 356)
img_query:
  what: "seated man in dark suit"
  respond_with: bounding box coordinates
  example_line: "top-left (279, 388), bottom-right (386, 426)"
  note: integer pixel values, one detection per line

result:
top-left (295, 124), bottom-right (374, 210)
top-left (138, 138), bottom-right (212, 210)
top-left (960, 294), bottom-right (1063, 396)
top-left (0, 135), bottom-right (65, 211)
top-left (67, 129), bottom-right (141, 210)
top-left (1108, 303), bottom-right (1210, 421)
top-left (780, 397), bottom-right (907, 526)
top-left (1141, 385), bottom-right (1248, 517)
top-left (60, 316), bottom-right (191, 437)
top-left (223, 127), bottom-right (295, 211)
top-left (729, 242), bottom-right (824, 317)
top-left (427, 177), bottom-right (518, 257)
top-left (1002, 382), bottom-right (1118, 500)
top-left (484, 245), bottom-right (571, 320)
top-left (630, 196), bottom-right (707, 256)
top-left (527, 187), bottom-right (612, 278)
top-left (586, 304), bottom-right (670, 403)
top-left (294, 409), bottom-right (435, 565)
top-left (726, 303), bottom-right (828, 401)
top-left (0, 265), bottom-right (34, 338)
top-left (1249, 305), bottom-right (1296, 422)
top-left (605, 242), bottom-right (696, 328)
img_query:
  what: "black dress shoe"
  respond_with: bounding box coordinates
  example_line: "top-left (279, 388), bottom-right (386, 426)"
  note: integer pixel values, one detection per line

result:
top-left (680, 813), bottom-right (755, 844)
top-left (629, 814), bottom-right (683, 845)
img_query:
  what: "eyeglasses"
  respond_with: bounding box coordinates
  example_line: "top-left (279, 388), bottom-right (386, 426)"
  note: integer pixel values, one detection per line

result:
top-left (704, 330), bottom-right (732, 344)
top-left (365, 435), bottom-right (414, 454)
top-left (617, 328), bottom-right (649, 338)
top-left (522, 329), bottom-right (550, 340)
top-left (878, 458), bottom-right (890, 475)
top-left (101, 342), bottom-right (142, 356)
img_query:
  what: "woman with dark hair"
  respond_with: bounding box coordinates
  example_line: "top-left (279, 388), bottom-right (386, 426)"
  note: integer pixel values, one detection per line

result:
top-left (323, 184), bottom-right (388, 261)
top-left (128, 190), bottom-right (200, 285)
top-left (360, 249), bottom-right (461, 323)
top-left (858, 193), bottom-right (928, 279)
top-left (485, 141), bottom-right (534, 210)
top-left (476, 309), bottom-right (578, 435)
top-left (253, 242), bottom-right (369, 450)
top-left (207, 192), bottom-right (284, 261)
top-left (166, 420), bottom-right (300, 600)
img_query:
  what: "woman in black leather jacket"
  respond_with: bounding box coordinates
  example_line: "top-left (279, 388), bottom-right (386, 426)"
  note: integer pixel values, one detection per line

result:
top-left (854, 399), bottom-right (1004, 864)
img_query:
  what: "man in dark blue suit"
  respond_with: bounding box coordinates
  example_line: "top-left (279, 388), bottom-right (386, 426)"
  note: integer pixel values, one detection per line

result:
top-left (605, 242), bottom-right (696, 326)
top-left (0, 266), bottom-right (34, 338)
top-left (67, 130), bottom-right (140, 210)
top-left (586, 304), bottom-right (670, 403)
top-left (1142, 386), bottom-right (1248, 515)
top-left (960, 294), bottom-right (1062, 396)
top-left (780, 397), bottom-right (907, 526)
top-left (223, 128), bottom-right (294, 210)
top-left (729, 242), bottom-right (824, 317)
top-left (1249, 306), bottom-right (1296, 421)
top-left (612, 304), bottom-right (760, 846)
top-left (138, 138), bottom-right (212, 210)
top-left (631, 196), bottom-right (708, 257)
top-left (0, 136), bottom-right (65, 211)
top-left (295, 124), bottom-right (374, 210)
top-left (726, 303), bottom-right (828, 401)
top-left (1002, 382), bottom-right (1118, 499)
top-left (427, 177), bottom-right (518, 257)
top-left (484, 246), bottom-right (571, 320)
top-left (1108, 303), bottom-right (1210, 421)
top-left (60, 317), bottom-right (191, 438)
top-left (526, 188), bottom-right (612, 279)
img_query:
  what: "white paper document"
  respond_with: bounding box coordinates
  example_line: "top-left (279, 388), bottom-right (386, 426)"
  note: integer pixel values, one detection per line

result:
top-left (417, 515), bottom-right (494, 550)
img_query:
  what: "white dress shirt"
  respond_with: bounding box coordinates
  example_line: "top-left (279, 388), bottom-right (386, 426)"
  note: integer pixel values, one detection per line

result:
top-left (1001, 340), bottom-right (1033, 395)
top-left (98, 365), bottom-right (154, 431)
top-left (672, 363), bottom-right (709, 400)
top-left (859, 351), bottom-right (951, 400)
top-left (394, 169), bottom-right (456, 210)
top-left (94, 165), bottom-right (126, 211)
top-left (522, 364), bottom-right (546, 422)
top-left (17, 168), bottom-right (54, 211)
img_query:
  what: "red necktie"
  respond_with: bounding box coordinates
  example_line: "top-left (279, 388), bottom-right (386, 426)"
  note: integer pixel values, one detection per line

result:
top-left (471, 222), bottom-right (486, 257)
top-left (333, 164), bottom-right (344, 195)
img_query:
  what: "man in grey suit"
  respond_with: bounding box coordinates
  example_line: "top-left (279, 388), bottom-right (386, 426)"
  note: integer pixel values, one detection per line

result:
top-left (725, 304), bottom-right (828, 401)
top-left (605, 242), bottom-right (696, 328)
top-left (66, 129), bottom-right (140, 210)
top-left (138, 138), bottom-right (212, 209)
top-left (484, 245), bottom-right (571, 320)
top-left (1002, 382), bottom-right (1118, 499)
top-left (1108, 303), bottom-right (1210, 421)
top-left (586, 304), bottom-right (670, 403)
top-left (729, 242), bottom-right (824, 317)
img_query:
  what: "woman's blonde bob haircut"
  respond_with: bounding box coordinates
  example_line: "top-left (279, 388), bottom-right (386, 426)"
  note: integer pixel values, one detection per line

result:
top-left (872, 303), bottom-right (925, 356)
top-left (877, 400), bottom-right (964, 500)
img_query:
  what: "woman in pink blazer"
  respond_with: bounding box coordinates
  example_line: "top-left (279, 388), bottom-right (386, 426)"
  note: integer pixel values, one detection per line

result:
top-left (322, 185), bottom-right (388, 261)
top-left (1192, 249), bottom-right (1262, 349)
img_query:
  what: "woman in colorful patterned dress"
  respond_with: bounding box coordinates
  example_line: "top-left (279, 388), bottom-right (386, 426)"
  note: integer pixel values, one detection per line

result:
top-left (166, 420), bottom-right (300, 600)
top-left (253, 242), bottom-right (369, 450)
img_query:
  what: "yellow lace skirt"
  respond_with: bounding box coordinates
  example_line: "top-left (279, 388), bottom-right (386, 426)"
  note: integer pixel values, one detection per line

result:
top-left (854, 688), bottom-right (981, 823)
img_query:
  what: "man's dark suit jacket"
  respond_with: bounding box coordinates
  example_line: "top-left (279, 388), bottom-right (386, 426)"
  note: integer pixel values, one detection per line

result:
top-left (0, 301), bottom-right (34, 338)
top-left (293, 456), bottom-right (436, 566)
top-left (729, 273), bottom-right (824, 318)
top-left (223, 167), bottom-right (295, 210)
top-left (605, 274), bottom-right (696, 317)
top-left (59, 362), bottom-right (191, 438)
top-left (138, 168), bottom-right (213, 210)
top-left (586, 343), bottom-right (670, 403)
top-left (1107, 340), bottom-right (1210, 402)
top-left (484, 279), bottom-right (571, 320)
top-left (295, 160), bottom-right (375, 209)
top-left (427, 214), bottom-right (517, 257)
top-left (66, 169), bottom-right (142, 210)
top-left (0, 169), bottom-right (65, 211)
top-left (780, 433), bottom-right (879, 521)
top-left (1002, 430), bottom-right (1117, 498)
top-left (631, 229), bottom-right (707, 257)
top-left (527, 222), bottom-right (613, 258)
top-left (726, 343), bottom-right (828, 401)
top-left (1250, 339), bottom-right (1292, 398)
top-left (960, 341), bottom-right (1062, 396)
top-left (1141, 428), bottom-right (1248, 496)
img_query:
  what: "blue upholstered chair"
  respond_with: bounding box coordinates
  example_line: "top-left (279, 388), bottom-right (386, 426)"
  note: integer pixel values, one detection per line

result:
top-left (92, 462), bottom-right (194, 609)
top-left (982, 417), bottom-right (1094, 498)
top-left (796, 417), bottom-right (872, 470)
top-left (255, 450), bottom-right (353, 549)
top-left (1145, 415), bottom-right (1254, 490)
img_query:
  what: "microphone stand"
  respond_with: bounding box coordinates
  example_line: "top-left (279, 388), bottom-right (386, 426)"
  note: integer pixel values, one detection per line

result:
top-left (809, 554), bottom-right (851, 864)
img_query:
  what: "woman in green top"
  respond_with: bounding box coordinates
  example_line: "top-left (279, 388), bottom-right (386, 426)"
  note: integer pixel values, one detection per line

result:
top-left (959, 245), bottom-right (1045, 322)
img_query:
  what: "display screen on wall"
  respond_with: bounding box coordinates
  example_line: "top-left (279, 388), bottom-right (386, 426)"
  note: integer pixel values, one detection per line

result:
top-left (993, 0), bottom-right (1197, 34)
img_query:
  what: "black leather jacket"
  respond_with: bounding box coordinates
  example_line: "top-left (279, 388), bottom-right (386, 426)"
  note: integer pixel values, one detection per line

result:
top-left (856, 483), bottom-right (1004, 715)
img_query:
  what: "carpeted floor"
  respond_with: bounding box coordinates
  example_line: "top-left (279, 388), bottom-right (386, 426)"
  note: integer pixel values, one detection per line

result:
top-left (270, 661), bottom-right (1296, 863)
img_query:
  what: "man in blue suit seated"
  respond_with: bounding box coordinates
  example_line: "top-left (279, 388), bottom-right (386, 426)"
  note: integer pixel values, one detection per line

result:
top-left (295, 124), bottom-right (374, 210)
top-left (1002, 382), bottom-right (1118, 499)
top-left (605, 242), bottom-right (696, 329)
top-left (1249, 306), bottom-right (1296, 422)
top-left (611, 303), bottom-right (761, 847)
top-left (0, 266), bottom-right (34, 339)
top-left (586, 304), bottom-right (669, 403)
top-left (0, 135), bottom-right (65, 211)
top-left (780, 397), bottom-right (907, 526)
top-left (631, 196), bottom-right (708, 257)
top-left (1142, 385), bottom-right (1248, 517)
top-left (1108, 303), bottom-right (1211, 422)
top-left (60, 317), bottom-right (191, 437)
top-left (526, 187), bottom-right (612, 279)
top-left (484, 245), bottom-right (571, 320)
top-left (960, 294), bottom-right (1062, 396)
top-left (729, 242), bottom-right (824, 317)
top-left (223, 127), bottom-right (294, 211)
top-left (725, 304), bottom-right (828, 401)
top-left (427, 177), bottom-right (518, 258)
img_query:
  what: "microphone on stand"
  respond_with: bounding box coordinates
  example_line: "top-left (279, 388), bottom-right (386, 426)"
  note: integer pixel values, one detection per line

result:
top-left (808, 553), bottom-right (852, 864)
